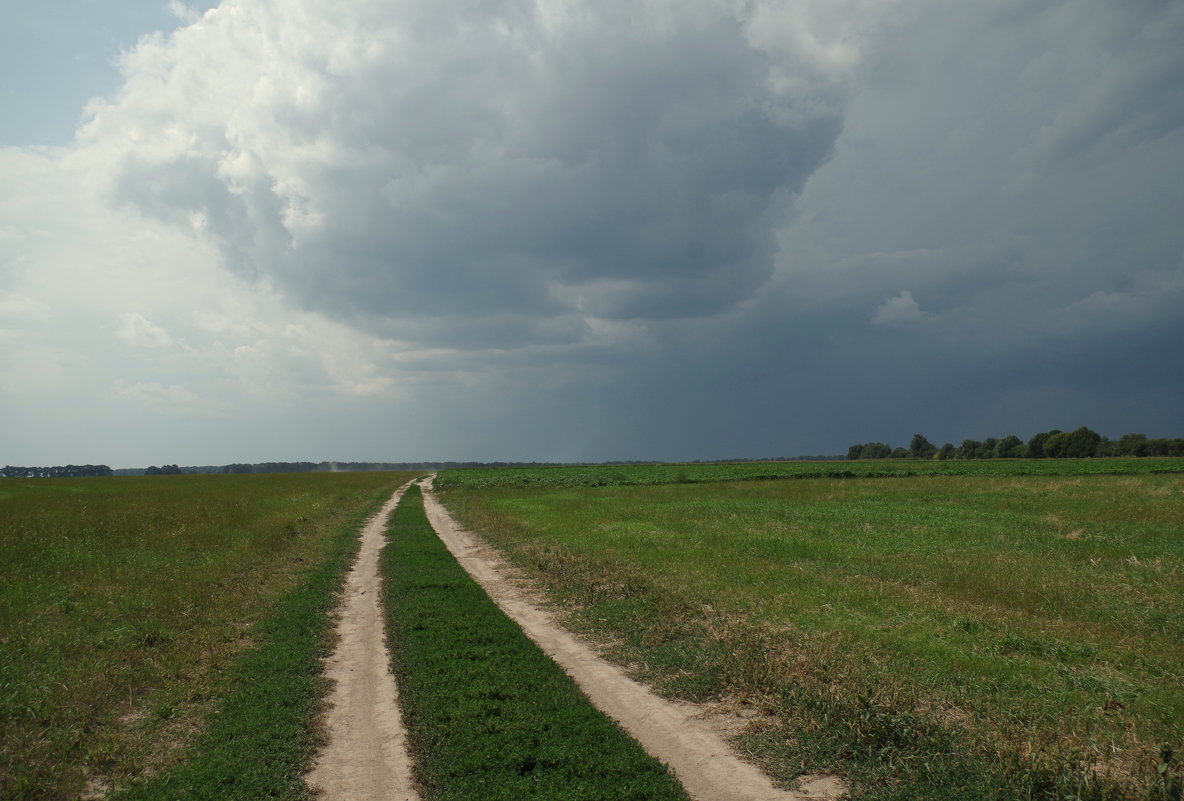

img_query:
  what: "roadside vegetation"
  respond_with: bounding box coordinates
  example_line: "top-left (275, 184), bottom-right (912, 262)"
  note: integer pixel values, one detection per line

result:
top-left (382, 483), bottom-right (692, 800)
top-left (0, 471), bottom-right (414, 800)
top-left (437, 463), bottom-right (1184, 800)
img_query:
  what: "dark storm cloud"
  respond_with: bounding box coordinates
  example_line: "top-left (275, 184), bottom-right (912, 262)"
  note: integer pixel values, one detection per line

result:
top-left (540, 0), bottom-right (1184, 458)
top-left (46, 0), bottom-right (1182, 463)
top-left (102, 0), bottom-right (843, 345)
top-left (768, 1), bottom-right (1184, 360)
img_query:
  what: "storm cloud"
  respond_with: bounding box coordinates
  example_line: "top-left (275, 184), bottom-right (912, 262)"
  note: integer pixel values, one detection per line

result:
top-left (1, 0), bottom-right (1181, 465)
top-left (92, 0), bottom-right (846, 343)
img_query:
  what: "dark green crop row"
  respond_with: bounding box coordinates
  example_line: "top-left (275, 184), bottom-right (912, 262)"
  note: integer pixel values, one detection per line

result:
top-left (381, 483), bottom-right (690, 801)
top-left (434, 457), bottom-right (1184, 491)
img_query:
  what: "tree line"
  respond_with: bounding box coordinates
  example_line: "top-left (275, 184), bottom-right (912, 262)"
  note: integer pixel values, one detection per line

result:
top-left (117, 460), bottom-right (569, 476)
top-left (144, 464), bottom-right (184, 475)
top-left (215, 461), bottom-right (514, 474)
top-left (847, 428), bottom-right (1184, 461)
top-left (1, 464), bottom-right (114, 478)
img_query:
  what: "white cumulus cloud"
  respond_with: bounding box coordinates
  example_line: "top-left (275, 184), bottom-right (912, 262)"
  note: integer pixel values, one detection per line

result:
top-left (871, 289), bottom-right (925, 326)
top-left (73, 0), bottom-right (858, 346)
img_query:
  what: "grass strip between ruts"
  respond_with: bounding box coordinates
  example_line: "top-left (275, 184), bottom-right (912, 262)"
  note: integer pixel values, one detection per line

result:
top-left (106, 488), bottom-right (392, 801)
top-left (383, 483), bottom-right (691, 801)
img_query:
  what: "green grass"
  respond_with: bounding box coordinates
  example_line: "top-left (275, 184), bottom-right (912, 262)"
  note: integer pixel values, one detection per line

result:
top-left (434, 458), bottom-right (1184, 491)
top-left (438, 468), bottom-right (1184, 800)
top-left (0, 472), bottom-right (416, 800)
top-left (382, 483), bottom-right (692, 801)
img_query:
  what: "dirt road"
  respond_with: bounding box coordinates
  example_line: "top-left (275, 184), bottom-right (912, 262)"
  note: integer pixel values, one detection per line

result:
top-left (418, 478), bottom-right (844, 801)
top-left (308, 477), bottom-right (843, 801)
top-left (305, 482), bottom-right (419, 801)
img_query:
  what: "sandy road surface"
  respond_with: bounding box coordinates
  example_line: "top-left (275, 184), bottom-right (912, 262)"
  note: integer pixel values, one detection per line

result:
top-left (419, 477), bottom-right (844, 801)
top-left (305, 482), bottom-right (420, 801)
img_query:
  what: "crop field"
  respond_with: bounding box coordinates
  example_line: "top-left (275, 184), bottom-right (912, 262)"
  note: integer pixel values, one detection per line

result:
top-left (382, 484), bottom-right (690, 800)
top-left (0, 471), bottom-right (415, 800)
top-left (437, 461), bottom-right (1184, 800)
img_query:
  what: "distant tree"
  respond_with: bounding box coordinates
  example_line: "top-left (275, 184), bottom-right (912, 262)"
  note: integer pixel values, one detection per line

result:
top-left (0, 464), bottom-right (112, 478)
top-left (995, 435), bottom-right (1025, 459)
top-left (1144, 438), bottom-right (1184, 457)
top-left (858, 442), bottom-right (893, 459)
top-left (145, 465), bottom-right (182, 475)
top-left (223, 463), bottom-right (254, 474)
top-left (1062, 426), bottom-right (1101, 458)
top-left (1113, 433), bottom-right (1149, 457)
top-left (256, 462), bottom-right (319, 473)
top-left (956, 439), bottom-right (981, 459)
top-left (839, 427), bottom-right (1180, 462)
top-left (1043, 431), bottom-right (1070, 458)
top-left (908, 434), bottom-right (938, 459)
top-left (1025, 430), bottom-right (1062, 459)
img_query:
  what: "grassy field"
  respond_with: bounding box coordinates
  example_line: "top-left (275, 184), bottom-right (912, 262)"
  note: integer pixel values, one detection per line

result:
top-left (382, 483), bottom-right (691, 800)
top-left (434, 458), bottom-right (1184, 491)
top-left (0, 471), bottom-right (416, 800)
top-left (438, 462), bottom-right (1184, 800)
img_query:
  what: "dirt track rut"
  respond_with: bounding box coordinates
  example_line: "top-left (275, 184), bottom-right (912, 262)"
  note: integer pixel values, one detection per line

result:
top-left (305, 482), bottom-right (419, 801)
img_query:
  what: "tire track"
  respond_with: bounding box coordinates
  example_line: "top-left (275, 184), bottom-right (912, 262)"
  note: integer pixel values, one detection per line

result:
top-left (305, 481), bottom-right (420, 801)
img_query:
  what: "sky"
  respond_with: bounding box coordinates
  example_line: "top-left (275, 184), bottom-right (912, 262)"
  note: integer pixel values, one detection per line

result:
top-left (1, 0), bottom-right (1182, 468)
